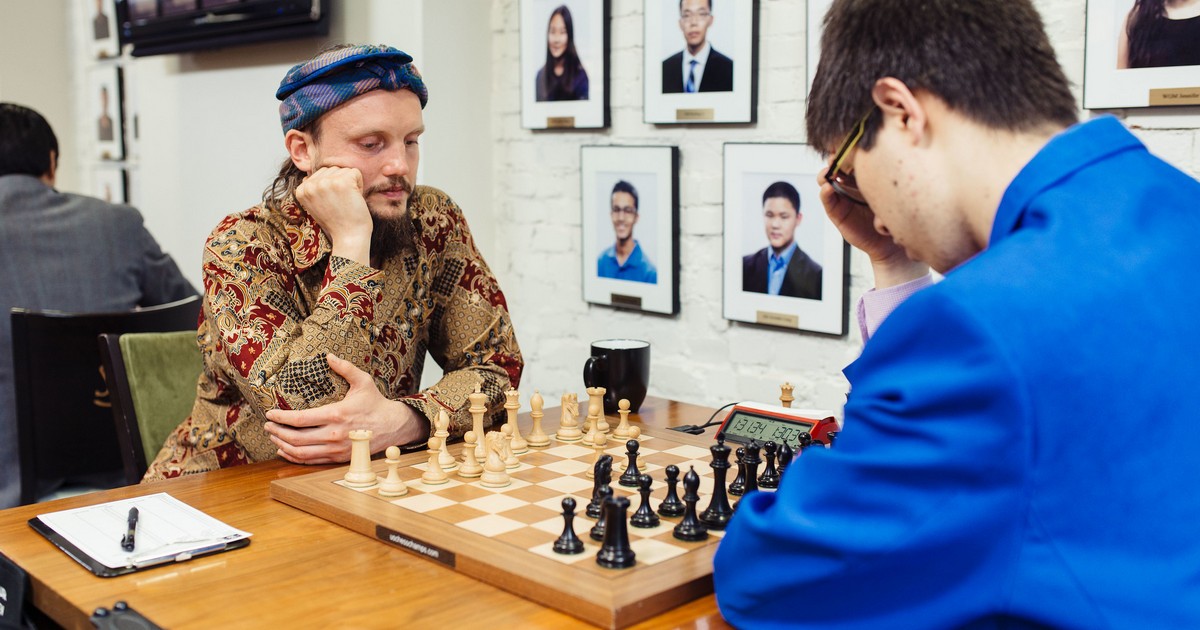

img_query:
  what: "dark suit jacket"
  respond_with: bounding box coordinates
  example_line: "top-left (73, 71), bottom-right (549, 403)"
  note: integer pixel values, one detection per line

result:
top-left (662, 47), bottom-right (734, 93)
top-left (742, 246), bottom-right (823, 300)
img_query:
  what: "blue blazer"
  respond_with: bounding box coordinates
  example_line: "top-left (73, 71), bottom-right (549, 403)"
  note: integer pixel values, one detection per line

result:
top-left (714, 117), bottom-right (1200, 628)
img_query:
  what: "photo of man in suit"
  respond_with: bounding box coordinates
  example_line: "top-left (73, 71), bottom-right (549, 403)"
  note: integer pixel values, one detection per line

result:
top-left (597, 180), bottom-right (658, 284)
top-left (93, 0), bottom-right (111, 41)
top-left (97, 85), bottom-right (114, 143)
top-left (661, 0), bottom-right (734, 93)
top-left (742, 181), bottom-right (822, 299)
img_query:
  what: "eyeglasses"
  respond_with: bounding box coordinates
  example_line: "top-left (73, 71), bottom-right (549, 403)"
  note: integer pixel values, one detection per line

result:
top-left (823, 110), bottom-right (872, 206)
top-left (680, 10), bottom-right (711, 23)
top-left (611, 206), bottom-right (638, 216)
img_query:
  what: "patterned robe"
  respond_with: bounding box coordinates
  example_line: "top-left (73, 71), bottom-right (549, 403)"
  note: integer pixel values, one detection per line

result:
top-left (145, 186), bottom-right (523, 479)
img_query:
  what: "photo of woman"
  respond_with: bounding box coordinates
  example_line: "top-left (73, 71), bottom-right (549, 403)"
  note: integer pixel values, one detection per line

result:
top-left (535, 5), bottom-right (589, 101)
top-left (1117, 0), bottom-right (1200, 68)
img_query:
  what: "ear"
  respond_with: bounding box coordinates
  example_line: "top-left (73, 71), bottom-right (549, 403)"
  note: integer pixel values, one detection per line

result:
top-left (40, 151), bottom-right (57, 187)
top-left (284, 129), bottom-right (317, 173)
top-left (870, 77), bottom-right (928, 146)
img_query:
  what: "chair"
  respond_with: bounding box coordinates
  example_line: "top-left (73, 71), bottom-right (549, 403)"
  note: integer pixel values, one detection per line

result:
top-left (99, 330), bottom-right (203, 484)
top-left (10, 295), bottom-right (201, 505)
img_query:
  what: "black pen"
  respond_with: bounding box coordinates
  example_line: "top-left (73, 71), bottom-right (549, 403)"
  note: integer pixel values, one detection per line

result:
top-left (121, 507), bottom-right (139, 552)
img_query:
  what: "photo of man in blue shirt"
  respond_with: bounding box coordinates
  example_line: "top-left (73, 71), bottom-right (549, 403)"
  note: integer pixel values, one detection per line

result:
top-left (740, 181), bottom-right (822, 299)
top-left (597, 180), bottom-right (658, 284)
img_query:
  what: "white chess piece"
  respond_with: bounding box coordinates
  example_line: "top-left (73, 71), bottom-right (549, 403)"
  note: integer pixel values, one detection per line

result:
top-left (505, 388), bottom-right (528, 454)
top-left (780, 382), bottom-right (795, 408)
top-left (593, 387), bottom-right (610, 435)
top-left (479, 431), bottom-right (511, 488)
top-left (378, 446), bottom-right (409, 497)
top-left (502, 424), bottom-right (520, 469)
top-left (343, 429), bottom-right (377, 488)
top-left (458, 431), bottom-right (483, 478)
top-left (469, 385), bottom-right (488, 458)
top-left (421, 436), bottom-right (448, 485)
top-left (613, 398), bottom-right (632, 439)
top-left (526, 390), bottom-right (550, 447)
top-left (586, 431), bottom-right (608, 480)
top-left (555, 392), bottom-right (582, 442)
top-left (436, 408), bottom-right (458, 471)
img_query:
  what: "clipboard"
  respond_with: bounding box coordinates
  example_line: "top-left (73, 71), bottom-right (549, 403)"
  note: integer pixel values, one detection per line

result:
top-left (28, 493), bottom-right (251, 577)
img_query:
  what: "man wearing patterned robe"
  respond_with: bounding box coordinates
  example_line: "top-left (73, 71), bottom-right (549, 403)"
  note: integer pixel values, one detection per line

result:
top-left (145, 45), bottom-right (523, 478)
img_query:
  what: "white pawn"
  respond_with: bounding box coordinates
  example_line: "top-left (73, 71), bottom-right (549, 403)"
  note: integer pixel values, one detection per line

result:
top-left (612, 398), bottom-right (632, 439)
top-left (435, 408), bottom-right (458, 471)
top-left (459, 431), bottom-right (483, 478)
top-left (378, 446), bottom-right (409, 497)
top-left (343, 429), bottom-right (378, 488)
top-left (556, 392), bottom-right (582, 442)
top-left (421, 436), bottom-right (448, 485)
top-left (480, 431), bottom-right (511, 488)
top-left (526, 390), bottom-right (550, 447)
top-left (586, 431), bottom-right (608, 480)
top-left (502, 424), bottom-right (520, 469)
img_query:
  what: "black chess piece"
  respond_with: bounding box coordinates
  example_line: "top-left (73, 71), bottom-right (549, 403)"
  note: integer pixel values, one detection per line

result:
top-left (699, 434), bottom-right (734, 530)
top-left (826, 431), bottom-right (838, 446)
top-left (596, 496), bottom-right (636, 569)
top-left (587, 455), bottom-right (613, 519)
top-left (757, 441), bottom-right (781, 489)
top-left (728, 447), bottom-right (747, 496)
top-left (797, 431), bottom-right (814, 450)
top-left (734, 442), bottom-right (762, 510)
top-left (553, 497), bottom-right (585, 554)
top-left (778, 442), bottom-right (795, 477)
top-left (657, 464), bottom-right (685, 517)
top-left (630, 474), bottom-right (661, 528)
top-left (672, 466), bottom-right (709, 542)
top-left (618, 439), bottom-right (642, 487)
top-left (590, 485), bottom-right (613, 541)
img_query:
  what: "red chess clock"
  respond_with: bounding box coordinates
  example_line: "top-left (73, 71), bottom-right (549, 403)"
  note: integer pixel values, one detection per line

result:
top-left (715, 402), bottom-right (839, 450)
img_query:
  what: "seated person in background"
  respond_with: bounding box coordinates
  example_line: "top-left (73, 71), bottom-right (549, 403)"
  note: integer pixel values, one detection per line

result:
top-left (535, 5), bottom-right (589, 101)
top-left (0, 103), bottom-right (196, 508)
top-left (597, 180), bottom-right (657, 284)
top-left (714, 0), bottom-right (1200, 627)
top-left (741, 181), bottom-right (822, 299)
top-left (144, 44), bottom-right (523, 479)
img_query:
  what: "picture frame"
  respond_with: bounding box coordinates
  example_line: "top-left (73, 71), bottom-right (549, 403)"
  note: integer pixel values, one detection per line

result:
top-left (87, 64), bottom-right (125, 161)
top-left (1084, 0), bottom-right (1200, 109)
top-left (581, 145), bottom-right (680, 315)
top-left (520, 0), bottom-right (610, 130)
top-left (86, 0), bottom-right (121, 59)
top-left (643, 0), bottom-right (758, 125)
top-left (91, 165), bottom-right (128, 204)
top-left (722, 143), bottom-right (848, 335)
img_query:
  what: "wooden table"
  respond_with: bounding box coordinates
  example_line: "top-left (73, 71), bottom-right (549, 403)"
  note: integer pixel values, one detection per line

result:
top-left (0, 396), bottom-right (733, 630)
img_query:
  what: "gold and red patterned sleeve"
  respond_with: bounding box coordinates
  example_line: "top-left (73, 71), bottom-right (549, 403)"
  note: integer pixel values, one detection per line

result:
top-left (202, 208), bottom-right (384, 420)
top-left (400, 189), bottom-right (524, 438)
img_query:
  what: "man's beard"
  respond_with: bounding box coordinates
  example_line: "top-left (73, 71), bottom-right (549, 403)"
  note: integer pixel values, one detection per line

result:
top-left (365, 177), bottom-right (418, 263)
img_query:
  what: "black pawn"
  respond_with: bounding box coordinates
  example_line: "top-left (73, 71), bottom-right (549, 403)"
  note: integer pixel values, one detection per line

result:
top-left (699, 434), bottom-right (734, 530)
top-left (778, 442), bottom-right (795, 477)
top-left (757, 441), bottom-right (781, 489)
top-left (657, 464), bottom-right (685, 517)
top-left (797, 431), bottom-right (814, 451)
top-left (596, 496), bottom-right (636, 569)
top-left (735, 443), bottom-right (762, 510)
top-left (590, 485), bottom-right (613, 541)
top-left (587, 455), bottom-right (613, 519)
top-left (826, 431), bottom-right (838, 446)
top-left (618, 439), bottom-right (642, 487)
top-left (672, 466), bottom-right (709, 542)
top-left (728, 447), bottom-right (747, 496)
top-left (553, 497), bottom-right (585, 554)
top-left (630, 474), bottom-right (661, 528)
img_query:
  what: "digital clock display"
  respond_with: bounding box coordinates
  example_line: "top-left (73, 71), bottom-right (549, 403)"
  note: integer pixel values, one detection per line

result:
top-left (721, 410), bottom-right (816, 449)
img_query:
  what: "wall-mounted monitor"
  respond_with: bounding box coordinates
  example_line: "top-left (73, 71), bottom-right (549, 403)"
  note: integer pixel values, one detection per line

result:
top-left (116, 0), bottom-right (330, 57)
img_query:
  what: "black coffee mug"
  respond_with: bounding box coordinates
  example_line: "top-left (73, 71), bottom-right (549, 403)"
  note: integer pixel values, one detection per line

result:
top-left (582, 339), bottom-right (650, 414)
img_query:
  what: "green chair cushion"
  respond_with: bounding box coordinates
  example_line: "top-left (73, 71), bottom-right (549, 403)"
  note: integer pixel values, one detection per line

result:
top-left (118, 331), bottom-right (202, 464)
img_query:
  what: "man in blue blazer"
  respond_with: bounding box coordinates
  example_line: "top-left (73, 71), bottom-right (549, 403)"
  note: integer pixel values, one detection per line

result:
top-left (714, 0), bottom-right (1200, 628)
top-left (662, 0), bottom-right (733, 93)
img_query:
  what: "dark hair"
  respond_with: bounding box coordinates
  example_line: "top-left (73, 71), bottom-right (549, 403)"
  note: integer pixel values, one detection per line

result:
top-left (762, 181), bottom-right (800, 212)
top-left (1125, 0), bottom-right (1167, 68)
top-left (611, 180), bottom-right (639, 211)
top-left (679, 0), bottom-right (713, 11)
top-left (538, 6), bottom-right (586, 101)
top-left (0, 102), bottom-right (58, 178)
top-left (807, 0), bottom-right (1077, 153)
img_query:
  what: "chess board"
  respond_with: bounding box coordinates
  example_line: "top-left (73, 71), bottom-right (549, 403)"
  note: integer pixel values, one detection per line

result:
top-left (270, 425), bottom-right (766, 629)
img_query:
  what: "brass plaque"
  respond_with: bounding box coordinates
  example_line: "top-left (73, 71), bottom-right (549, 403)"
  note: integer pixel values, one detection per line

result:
top-left (1149, 88), bottom-right (1200, 106)
top-left (610, 294), bottom-right (643, 309)
top-left (756, 310), bottom-right (799, 328)
top-left (546, 116), bottom-right (576, 128)
top-left (675, 108), bottom-right (715, 121)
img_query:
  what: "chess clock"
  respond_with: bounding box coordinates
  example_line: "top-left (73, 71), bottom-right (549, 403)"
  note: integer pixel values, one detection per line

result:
top-left (715, 401), bottom-right (839, 449)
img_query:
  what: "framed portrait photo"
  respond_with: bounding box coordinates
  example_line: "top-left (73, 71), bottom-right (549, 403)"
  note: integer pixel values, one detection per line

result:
top-left (86, 0), bottom-right (121, 59)
top-left (87, 64), bottom-right (125, 161)
top-left (520, 0), bottom-right (609, 129)
top-left (643, 0), bottom-right (758, 124)
top-left (90, 165), bottom-right (128, 204)
top-left (722, 143), bottom-right (848, 335)
top-left (581, 145), bottom-right (680, 315)
top-left (1084, 0), bottom-right (1200, 109)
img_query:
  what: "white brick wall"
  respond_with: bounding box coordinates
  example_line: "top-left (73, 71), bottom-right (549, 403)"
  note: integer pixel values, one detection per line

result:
top-left (488, 0), bottom-right (1200, 415)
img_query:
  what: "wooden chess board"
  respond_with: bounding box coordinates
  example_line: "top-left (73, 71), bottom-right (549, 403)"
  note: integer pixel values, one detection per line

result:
top-left (270, 426), bottom-right (762, 629)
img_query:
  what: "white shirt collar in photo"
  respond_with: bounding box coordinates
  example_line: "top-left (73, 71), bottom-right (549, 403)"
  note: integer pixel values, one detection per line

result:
top-left (682, 42), bottom-right (712, 91)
